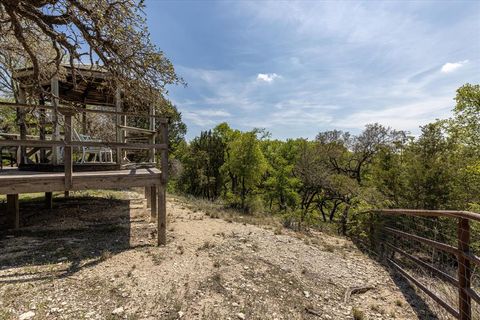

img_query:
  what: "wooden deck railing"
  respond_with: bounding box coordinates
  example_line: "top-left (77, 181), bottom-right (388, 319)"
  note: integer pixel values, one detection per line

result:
top-left (370, 209), bottom-right (480, 320)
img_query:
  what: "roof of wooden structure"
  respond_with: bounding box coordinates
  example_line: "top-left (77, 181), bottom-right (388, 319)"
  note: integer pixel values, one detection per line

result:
top-left (13, 64), bottom-right (119, 107)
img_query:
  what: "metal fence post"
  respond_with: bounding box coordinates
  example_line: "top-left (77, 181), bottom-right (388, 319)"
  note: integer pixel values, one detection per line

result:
top-left (458, 217), bottom-right (471, 320)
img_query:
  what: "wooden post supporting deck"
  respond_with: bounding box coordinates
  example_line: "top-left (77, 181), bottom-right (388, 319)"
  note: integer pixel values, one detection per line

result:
top-left (157, 121), bottom-right (168, 245)
top-left (6, 194), bottom-right (19, 229)
top-left (145, 186), bottom-right (151, 208)
top-left (115, 87), bottom-right (123, 165)
top-left (63, 111), bottom-right (74, 190)
top-left (39, 97), bottom-right (47, 163)
top-left (45, 192), bottom-right (53, 209)
top-left (150, 186), bottom-right (157, 221)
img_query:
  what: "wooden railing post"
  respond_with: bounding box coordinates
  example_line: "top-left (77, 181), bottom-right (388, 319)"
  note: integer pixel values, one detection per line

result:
top-left (149, 105), bottom-right (155, 163)
top-left (115, 87), bottom-right (123, 165)
top-left (157, 121), bottom-right (168, 245)
top-left (51, 76), bottom-right (60, 165)
top-left (63, 112), bottom-right (73, 190)
top-left (458, 217), bottom-right (471, 320)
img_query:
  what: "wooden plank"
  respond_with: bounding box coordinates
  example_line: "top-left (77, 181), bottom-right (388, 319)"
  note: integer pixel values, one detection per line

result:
top-left (6, 194), bottom-right (19, 229)
top-left (150, 186), bottom-right (157, 221)
top-left (45, 192), bottom-right (53, 209)
top-left (157, 184), bottom-right (166, 245)
top-left (388, 259), bottom-right (460, 319)
top-left (458, 218), bottom-right (471, 320)
top-left (0, 101), bottom-right (168, 122)
top-left (463, 252), bottom-right (480, 267)
top-left (0, 169), bottom-right (161, 194)
top-left (118, 125), bottom-right (156, 134)
top-left (0, 139), bottom-right (168, 150)
top-left (465, 287), bottom-right (480, 305)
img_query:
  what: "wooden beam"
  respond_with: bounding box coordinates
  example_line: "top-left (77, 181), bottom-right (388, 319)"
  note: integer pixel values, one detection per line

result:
top-left (0, 139), bottom-right (168, 150)
top-left (150, 186), bottom-right (157, 221)
top-left (82, 105), bottom-right (87, 134)
top-left (157, 184), bottom-right (166, 245)
top-left (0, 169), bottom-right (161, 194)
top-left (17, 86), bottom-right (27, 164)
top-left (159, 122), bottom-right (169, 183)
top-left (115, 87), bottom-right (123, 165)
top-left (149, 105), bottom-right (155, 163)
top-left (64, 113), bottom-right (73, 190)
top-left (118, 125), bottom-right (156, 134)
top-left (39, 96), bottom-right (47, 163)
top-left (6, 194), bottom-right (19, 229)
top-left (145, 186), bottom-right (151, 208)
top-left (45, 192), bottom-right (53, 209)
top-left (0, 101), bottom-right (169, 122)
top-left (51, 76), bottom-right (60, 165)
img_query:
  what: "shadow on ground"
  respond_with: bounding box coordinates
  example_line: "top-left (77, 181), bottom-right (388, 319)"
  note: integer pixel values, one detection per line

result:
top-left (0, 192), bottom-right (153, 284)
top-left (350, 237), bottom-right (441, 320)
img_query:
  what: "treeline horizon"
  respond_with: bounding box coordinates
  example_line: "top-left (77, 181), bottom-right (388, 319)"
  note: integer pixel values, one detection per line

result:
top-left (170, 83), bottom-right (480, 236)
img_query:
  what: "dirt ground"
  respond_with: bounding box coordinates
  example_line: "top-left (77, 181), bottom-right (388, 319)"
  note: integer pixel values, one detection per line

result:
top-left (0, 190), bottom-right (437, 319)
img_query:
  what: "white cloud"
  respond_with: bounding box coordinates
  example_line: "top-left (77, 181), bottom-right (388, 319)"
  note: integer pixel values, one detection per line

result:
top-left (335, 96), bottom-right (453, 133)
top-left (440, 60), bottom-right (469, 73)
top-left (182, 109), bottom-right (231, 127)
top-left (257, 73), bottom-right (279, 83)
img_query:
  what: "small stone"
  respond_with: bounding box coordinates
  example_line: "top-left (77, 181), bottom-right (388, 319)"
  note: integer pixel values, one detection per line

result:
top-left (236, 312), bottom-right (246, 320)
top-left (19, 311), bottom-right (35, 320)
top-left (178, 311), bottom-right (184, 318)
top-left (232, 302), bottom-right (239, 307)
top-left (303, 291), bottom-right (310, 298)
top-left (111, 307), bottom-right (124, 315)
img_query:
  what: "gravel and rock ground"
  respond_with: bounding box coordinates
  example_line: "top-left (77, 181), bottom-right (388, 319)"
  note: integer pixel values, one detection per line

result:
top-left (0, 190), bottom-right (435, 319)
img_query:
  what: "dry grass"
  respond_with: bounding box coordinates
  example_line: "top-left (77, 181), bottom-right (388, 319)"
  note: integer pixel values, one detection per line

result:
top-left (173, 194), bottom-right (283, 230)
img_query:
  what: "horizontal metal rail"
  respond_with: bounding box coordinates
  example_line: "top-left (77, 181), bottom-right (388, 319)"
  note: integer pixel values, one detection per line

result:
top-left (373, 209), bottom-right (479, 320)
top-left (385, 242), bottom-right (459, 286)
top-left (373, 208), bottom-right (480, 223)
top-left (384, 226), bottom-right (460, 256)
top-left (388, 258), bottom-right (460, 319)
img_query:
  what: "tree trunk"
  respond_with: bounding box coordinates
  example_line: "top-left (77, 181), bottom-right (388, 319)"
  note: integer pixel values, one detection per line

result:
top-left (340, 204), bottom-right (350, 236)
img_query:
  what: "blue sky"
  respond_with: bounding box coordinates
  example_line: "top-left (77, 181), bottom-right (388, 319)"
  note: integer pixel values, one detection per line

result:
top-left (146, 0), bottom-right (480, 140)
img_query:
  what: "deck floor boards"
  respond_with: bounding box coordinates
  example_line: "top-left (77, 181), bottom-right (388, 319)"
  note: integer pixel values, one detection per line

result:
top-left (0, 168), bottom-right (161, 194)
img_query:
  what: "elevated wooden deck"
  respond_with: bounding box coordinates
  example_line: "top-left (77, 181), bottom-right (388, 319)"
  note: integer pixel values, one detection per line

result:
top-left (0, 167), bottom-right (161, 194)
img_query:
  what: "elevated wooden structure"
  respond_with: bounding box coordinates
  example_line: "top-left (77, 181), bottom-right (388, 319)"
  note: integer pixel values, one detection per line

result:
top-left (0, 65), bottom-right (169, 245)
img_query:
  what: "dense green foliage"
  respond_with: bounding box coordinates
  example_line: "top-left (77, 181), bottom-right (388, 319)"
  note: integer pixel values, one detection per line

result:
top-left (174, 84), bottom-right (480, 235)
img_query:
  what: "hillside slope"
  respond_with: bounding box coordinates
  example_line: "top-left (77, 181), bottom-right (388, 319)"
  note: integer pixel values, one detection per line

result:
top-left (0, 191), bottom-right (425, 320)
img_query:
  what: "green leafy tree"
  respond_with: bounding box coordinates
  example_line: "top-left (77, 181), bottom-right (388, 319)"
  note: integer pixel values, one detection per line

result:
top-left (222, 130), bottom-right (267, 212)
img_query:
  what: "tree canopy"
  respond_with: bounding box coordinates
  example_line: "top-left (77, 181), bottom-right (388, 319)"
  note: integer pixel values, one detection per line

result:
top-left (0, 0), bottom-right (182, 108)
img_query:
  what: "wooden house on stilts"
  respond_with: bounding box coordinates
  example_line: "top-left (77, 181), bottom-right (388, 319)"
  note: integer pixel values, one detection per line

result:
top-left (0, 65), bottom-right (168, 245)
